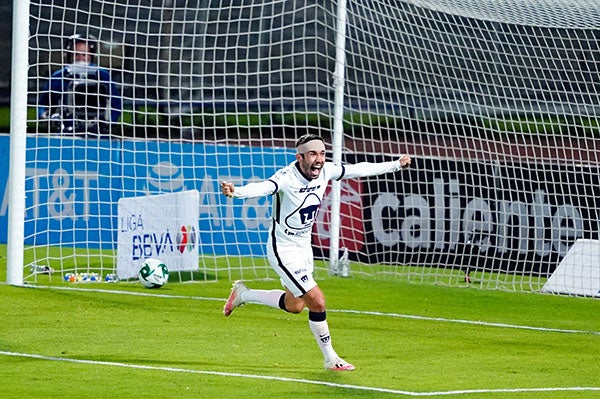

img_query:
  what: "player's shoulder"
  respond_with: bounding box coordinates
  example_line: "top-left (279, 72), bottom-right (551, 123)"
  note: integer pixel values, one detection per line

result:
top-left (97, 67), bottom-right (113, 77)
top-left (271, 161), bottom-right (296, 181)
top-left (51, 67), bottom-right (67, 78)
top-left (322, 161), bottom-right (343, 177)
top-left (279, 161), bottom-right (297, 174)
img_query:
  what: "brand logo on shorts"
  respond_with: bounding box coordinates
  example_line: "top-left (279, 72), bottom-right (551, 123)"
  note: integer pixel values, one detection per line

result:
top-left (300, 275), bottom-right (309, 283)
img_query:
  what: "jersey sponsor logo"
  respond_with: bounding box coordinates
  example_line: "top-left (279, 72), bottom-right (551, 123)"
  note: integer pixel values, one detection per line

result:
top-left (283, 227), bottom-right (310, 236)
top-left (299, 185), bottom-right (320, 193)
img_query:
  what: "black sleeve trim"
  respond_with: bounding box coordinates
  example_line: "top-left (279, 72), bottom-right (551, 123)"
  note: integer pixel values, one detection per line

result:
top-left (268, 179), bottom-right (279, 195)
top-left (336, 164), bottom-right (346, 181)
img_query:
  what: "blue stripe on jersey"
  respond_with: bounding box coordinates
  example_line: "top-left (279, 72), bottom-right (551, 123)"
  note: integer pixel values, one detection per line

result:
top-left (270, 225), bottom-right (307, 295)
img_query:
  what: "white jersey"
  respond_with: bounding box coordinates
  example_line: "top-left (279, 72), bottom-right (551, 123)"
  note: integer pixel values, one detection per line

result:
top-left (232, 159), bottom-right (402, 296)
top-left (233, 159), bottom-right (402, 249)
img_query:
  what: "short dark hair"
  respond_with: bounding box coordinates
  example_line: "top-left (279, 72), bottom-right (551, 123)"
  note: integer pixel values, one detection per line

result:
top-left (64, 33), bottom-right (98, 63)
top-left (295, 133), bottom-right (324, 148)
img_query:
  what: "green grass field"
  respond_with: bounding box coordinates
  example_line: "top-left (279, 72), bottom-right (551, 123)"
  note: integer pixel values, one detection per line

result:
top-left (1, 244), bottom-right (600, 398)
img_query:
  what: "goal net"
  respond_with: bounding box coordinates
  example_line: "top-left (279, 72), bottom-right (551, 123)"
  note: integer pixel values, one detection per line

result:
top-left (8, 0), bottom-right (600, 294)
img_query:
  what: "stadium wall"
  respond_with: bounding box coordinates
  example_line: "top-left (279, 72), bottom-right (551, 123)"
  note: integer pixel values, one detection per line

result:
top-left (1, 134), bottom-right (598, 276)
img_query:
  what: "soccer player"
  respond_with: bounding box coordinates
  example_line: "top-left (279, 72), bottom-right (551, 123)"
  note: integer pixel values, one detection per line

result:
top-left (221, 133), bottom-right (411, 371)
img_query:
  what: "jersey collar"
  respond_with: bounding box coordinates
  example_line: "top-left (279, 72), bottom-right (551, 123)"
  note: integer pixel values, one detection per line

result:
top-left (294, 161), bottom-right (314, 182)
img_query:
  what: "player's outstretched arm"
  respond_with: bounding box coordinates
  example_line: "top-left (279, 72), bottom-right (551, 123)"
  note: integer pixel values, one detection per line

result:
top-left (221, 179), bottom-right (277, 199)
top-left (342, 154), bottom-right (412, 179)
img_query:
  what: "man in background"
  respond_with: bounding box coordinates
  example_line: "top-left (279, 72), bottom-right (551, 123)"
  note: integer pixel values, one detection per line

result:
top-left (38, 32), bottom-right (122, 137)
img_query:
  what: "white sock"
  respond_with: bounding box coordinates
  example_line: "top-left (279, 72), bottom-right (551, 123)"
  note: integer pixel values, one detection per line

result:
top-left (240, 289), bottom-right (284, 310)
top-left (309, 319), bottom-right (338, 361)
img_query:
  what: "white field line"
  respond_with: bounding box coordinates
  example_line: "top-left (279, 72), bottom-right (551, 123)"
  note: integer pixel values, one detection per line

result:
top-left (331, 309), bottom-right (600, 336)
top-left (25, 284), bottom-right (600, 336)
top-left (1, 351), bottom-right (599, 397)
top-left (6, 285), bottom-right (600, 396)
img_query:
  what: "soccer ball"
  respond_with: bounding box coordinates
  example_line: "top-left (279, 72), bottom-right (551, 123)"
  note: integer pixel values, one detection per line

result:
top-left (138, 258), bottom-right (169, 288)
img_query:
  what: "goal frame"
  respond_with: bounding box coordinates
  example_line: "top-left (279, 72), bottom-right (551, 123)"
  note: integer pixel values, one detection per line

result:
top-left (7, 0), bottom-right (30, 286)
top-left (6, 0), bottom-right (351, 285)
top-left (6, 0), bottom-right (600, 297)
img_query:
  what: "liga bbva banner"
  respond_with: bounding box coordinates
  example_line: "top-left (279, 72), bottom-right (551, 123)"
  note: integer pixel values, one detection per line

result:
top-left (117, 190), bottom-right (200, 279)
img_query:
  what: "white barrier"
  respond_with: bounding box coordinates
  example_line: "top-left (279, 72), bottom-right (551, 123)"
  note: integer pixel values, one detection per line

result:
top-left (542, 239), bottom-right (600, 298)
top-left (117, 190), bottom-right (199, 279)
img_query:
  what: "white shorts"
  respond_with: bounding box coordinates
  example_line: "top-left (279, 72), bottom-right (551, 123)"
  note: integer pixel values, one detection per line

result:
top-left (267, 242), bottom-right (317, 297)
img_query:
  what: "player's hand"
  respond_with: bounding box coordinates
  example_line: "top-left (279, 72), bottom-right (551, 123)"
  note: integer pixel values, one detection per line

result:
top-left (398, 155), bottom-right (411, 170)
top-left (221, 181), bottom-right (235, 197)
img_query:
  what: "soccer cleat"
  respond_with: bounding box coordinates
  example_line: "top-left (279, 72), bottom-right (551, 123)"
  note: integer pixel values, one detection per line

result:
top-left (223, 280), bottom-right (249, 316)
top-left (324, 357), bottom-right (355, 371)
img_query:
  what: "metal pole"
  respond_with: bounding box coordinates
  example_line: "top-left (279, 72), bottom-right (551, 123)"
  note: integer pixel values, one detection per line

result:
top-left (328, 0), bottom-right (348, 275)
top-left (7, 0), bottom-right (30, 285)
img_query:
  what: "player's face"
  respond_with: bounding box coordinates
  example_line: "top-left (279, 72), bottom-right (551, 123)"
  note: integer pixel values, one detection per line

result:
top-left (297, 149), bottom-right (326, 179)
top-left (73, 42), bottom-right (92, 64)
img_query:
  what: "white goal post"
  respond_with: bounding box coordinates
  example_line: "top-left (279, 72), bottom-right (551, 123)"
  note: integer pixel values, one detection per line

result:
top-left (5, 0), bottom-right (600, 296)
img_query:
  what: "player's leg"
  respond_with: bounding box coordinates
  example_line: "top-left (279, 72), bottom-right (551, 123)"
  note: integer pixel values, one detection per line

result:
top-left (225, 241), bottom-right (354, 370)
top-left (267, 246), bottom-right (354, 370)
top-left (302, 285), bottom-right (355, 371)
top-left (223, 280), bottom-right (287, 316)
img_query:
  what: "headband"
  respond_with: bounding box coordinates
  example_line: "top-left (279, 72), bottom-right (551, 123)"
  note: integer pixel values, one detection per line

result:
top-left (296, 139), bottom-right (325, 154)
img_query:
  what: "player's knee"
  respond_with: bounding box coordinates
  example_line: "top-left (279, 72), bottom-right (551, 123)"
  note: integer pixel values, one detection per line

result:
top-left (287, 302), bottom-right (304, 313)
top-left (308, 302), bottom-right (325, 313)
top-left (281, 293), bottom-right (304, 313)
top-left (286, 299), bottom-right (305, 313)
top-left (304, 296), bottom-right (326, 313)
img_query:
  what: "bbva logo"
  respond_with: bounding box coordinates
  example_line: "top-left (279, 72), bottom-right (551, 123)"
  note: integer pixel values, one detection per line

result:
top-left (176, 225), bottom-right (197, 253)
